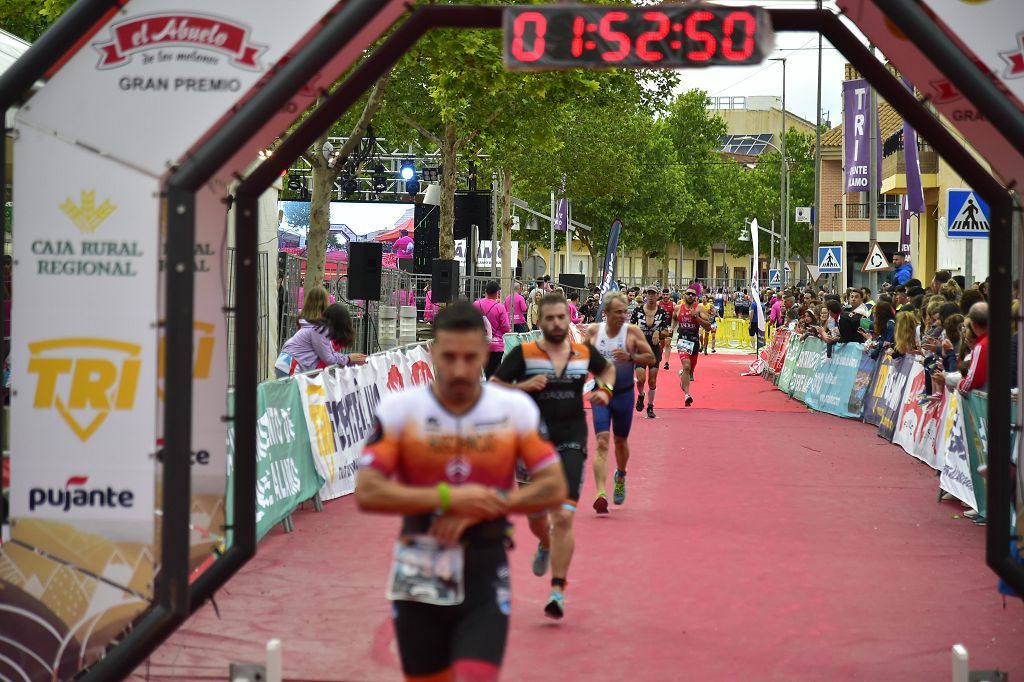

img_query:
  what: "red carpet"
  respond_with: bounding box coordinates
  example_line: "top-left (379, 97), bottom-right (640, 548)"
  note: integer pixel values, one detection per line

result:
top-left (131, 355), bottom-right (1024, 681)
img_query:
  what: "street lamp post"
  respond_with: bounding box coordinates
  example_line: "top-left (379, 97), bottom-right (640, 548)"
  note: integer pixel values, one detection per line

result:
top-left (735, 133), bottom-right (790, 278)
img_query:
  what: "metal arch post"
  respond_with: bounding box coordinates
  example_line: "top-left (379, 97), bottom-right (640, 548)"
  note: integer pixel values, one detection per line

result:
top-left (770, 7), bottom-right (1023, 596)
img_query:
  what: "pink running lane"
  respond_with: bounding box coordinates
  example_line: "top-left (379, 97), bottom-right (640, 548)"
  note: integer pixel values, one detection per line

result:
top-left (133, 353), bottom-right (1024, 681)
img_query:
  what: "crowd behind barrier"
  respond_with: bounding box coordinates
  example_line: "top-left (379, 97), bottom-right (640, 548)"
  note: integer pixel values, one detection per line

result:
top-left (755, 329), bottom-right (1024, 595)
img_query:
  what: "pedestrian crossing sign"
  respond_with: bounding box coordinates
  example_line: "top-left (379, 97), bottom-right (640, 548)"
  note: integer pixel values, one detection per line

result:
top-left (769, 269), bottom-right (781, 286)
top-left (818, 245), bottom-right (842, 273)
top-left (946, 188), bottom-right (990, 238)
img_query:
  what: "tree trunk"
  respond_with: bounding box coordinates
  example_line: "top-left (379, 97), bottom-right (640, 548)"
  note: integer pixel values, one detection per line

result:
top-left (304, 131), bottom-right (332, 289)
top-left (579, 231), bottom-right (599, 282)
top-left (439, 123), bottom-right (458, 260)
top-left (499, 167), bottom-right (514, 311)
top-left (303, 76), bottom-right (391, 289)
top-left (641, 252), bottom-right (649, 282)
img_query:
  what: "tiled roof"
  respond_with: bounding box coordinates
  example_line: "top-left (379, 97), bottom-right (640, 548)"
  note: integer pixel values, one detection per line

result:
top-left (820, 100), bottom-right (905, 148)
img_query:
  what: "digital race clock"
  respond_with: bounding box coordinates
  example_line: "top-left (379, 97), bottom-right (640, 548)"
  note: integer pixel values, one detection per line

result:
top-left (504, 4), bottom-right (774, 71)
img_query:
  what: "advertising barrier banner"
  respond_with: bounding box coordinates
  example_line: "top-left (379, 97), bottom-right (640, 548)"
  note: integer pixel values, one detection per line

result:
top-left (877, 355), bottom-right (915, 442)
top-left (892, 363), bottom-right (945, 469)
top-left (848, 352), bottom-right (881, 417)
top-left (789, 337), bottom-right (826, 402)
top-left (962, 392), bottom-right (990, 518)
top-left (804, 342), bottom-right (864, 418)
top-left (938, 392), bottom-right (977, 511)
top-left (862, 353), bottom-right (895, 427)
top-left (766, 329), bottom-right (792, 375)
top-left (776, 337), bottom-right (802, 395)
top-left (255, 380), bottom-right (323, 540)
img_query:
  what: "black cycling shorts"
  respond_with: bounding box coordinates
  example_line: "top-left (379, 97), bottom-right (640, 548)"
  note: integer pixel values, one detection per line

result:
top-left (392, 544), bottom-right (510, 677)
top-left (644, 334), bottom-right (664, 365)
top-left (518, 441), bottom-right (587, 506)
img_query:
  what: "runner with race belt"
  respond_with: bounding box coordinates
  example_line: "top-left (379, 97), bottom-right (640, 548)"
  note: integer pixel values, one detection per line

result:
top-left (492, 293), bottom-right (615, 620)
top-left (672, 287), bottom-right (712, 407)
top-left (357, 302), bottom-right (567, 682)
top-left (631, 286), bottom-right (672, 419)
top-left (587, 291), bottom-right (655, 513)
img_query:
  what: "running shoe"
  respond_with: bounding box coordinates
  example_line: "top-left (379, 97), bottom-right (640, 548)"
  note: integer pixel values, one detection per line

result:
top-left (712, 348), bottom-right (716, 353)
top-left (593, 493), bottom-right (609, 514)
top-left (663, 361), bottom-right (669, 370)
top-left (532, 543), bottom-right (550, 577)
top-left (613, 471), bottom-right (626, 505)
top-left (685, 395), bottom-right (694, 407)
top-left (544, 591), bottom-right (565, 620)
top-left (646, 405), bottom-right (656, 419)
top-left (635, 392), bottom-right (645, 412)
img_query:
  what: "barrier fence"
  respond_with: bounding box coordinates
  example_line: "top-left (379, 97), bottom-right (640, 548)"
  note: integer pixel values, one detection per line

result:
top-left (754, 330), bottom-right (1024, 594)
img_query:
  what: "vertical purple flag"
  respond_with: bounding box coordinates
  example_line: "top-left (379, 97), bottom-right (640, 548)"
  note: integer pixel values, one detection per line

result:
top-left (902, 78), bottom-right (926, 214)
top-left (843, 79), bottom-right (882, 193)
top-left (899, 194), bottom-right (913, 256)
top-left (554, 173), bottom-right (568, 231)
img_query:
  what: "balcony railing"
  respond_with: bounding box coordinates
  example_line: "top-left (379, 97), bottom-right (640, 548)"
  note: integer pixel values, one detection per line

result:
top-left (834, 202), bottom-right (901, 219)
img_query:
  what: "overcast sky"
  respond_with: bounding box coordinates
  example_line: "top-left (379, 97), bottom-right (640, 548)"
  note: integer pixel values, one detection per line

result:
top-left (674, 0), bottom-right (866, 129)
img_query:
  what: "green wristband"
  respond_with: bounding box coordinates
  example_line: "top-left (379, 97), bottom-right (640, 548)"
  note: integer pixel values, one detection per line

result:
top-left (437, 482), bottom-right (451, 513)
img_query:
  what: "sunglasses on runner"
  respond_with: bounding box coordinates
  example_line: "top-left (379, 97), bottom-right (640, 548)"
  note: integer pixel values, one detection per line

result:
top-left (685, 291), bottom-right (696, 297)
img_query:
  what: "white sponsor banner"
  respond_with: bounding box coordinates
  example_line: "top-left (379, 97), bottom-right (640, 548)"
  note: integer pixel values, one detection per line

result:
top-left (838, 0), bottom-right (1024, 187)
top-left (10, 127), bottom-right (159, 541)
top-left (923, 0), bottom-right (1024, 108)
top-left (892, 362), bottom-right (944, 469)
top-left (937, 391), bottom-right (977, 511)
top-left (296, 346), bottom-right (432, 501)
top-left (17, 0), bottom-right (344, 177)
top-left (454, 240), bottom-right (519, 269)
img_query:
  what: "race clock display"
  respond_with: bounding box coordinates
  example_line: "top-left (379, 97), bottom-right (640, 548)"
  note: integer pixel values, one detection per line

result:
top-left (504, 5), bottom-right (774, 71)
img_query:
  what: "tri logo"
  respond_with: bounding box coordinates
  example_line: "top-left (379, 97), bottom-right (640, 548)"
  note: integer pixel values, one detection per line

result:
top-left (27, 338), bottom-right (142, 441)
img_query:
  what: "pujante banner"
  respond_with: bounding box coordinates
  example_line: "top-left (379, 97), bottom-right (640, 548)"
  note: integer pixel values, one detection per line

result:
top-left (843, 79), bottom-right (882, 193)
top-left (891, 363), bottom-right (944, 470)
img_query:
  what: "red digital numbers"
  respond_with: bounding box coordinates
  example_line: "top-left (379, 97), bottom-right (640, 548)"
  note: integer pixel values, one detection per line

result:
top-left (571, 16), bottom-right (586, 58)
top-left (722, 11), bottom-right (756, 62)
top-left (635, 11), bottom-right (670, 62)
top-left (511, 11), bottom-right (547, 63)
top-left (685, 10), bottom-right (717, 62)
top-left (598, 11), bottom-right (631, 63)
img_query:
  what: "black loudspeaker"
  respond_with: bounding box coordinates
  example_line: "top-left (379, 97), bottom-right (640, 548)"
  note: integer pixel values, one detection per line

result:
top-left (454, 193), bottom-right (492, 241)
top-left (559, 274), bottom-right (586, 290)
top-left (347, 241), bottom-right (383, 300)
top-left (432, 259), bottom-right (460, 303)
top-left (413, 204), bottom-right (440, 275)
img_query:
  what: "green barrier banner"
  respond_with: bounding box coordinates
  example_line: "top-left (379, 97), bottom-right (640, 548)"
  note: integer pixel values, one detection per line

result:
top-left (804, 342), bottom-right (865, 418)
top-left (254, 380), bottom-right (324, 540)
top-left (962, 392), bottom-right (989, 518)
top-left (789, 337), bottom-right (827, 402)
top-left (777, 336), bottom-right (802, 394)
top-left (503, 330), bottom-right (542, 358)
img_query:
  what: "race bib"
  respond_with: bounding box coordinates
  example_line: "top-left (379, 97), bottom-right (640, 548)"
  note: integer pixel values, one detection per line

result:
top-left (676, 338), bottom-right (695, 355)
top-left (387, 534), bottom-right (465, 606)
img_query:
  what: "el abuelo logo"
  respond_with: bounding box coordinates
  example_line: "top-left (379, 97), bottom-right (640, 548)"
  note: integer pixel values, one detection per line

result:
top-left (27, 338), bottom-right (142, 441)
top-left (29, 475), bottom-right (134, 513)
top-left (95, 13), bottom-right (266, 71)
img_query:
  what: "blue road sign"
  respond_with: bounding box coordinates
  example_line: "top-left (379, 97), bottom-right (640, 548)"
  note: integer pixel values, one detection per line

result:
top-left (818, 246), bottom-right (842, 273)
top-left (768, 269), bottom-right (782, 286)
top-left (946, 188), bottom-right (990, 238)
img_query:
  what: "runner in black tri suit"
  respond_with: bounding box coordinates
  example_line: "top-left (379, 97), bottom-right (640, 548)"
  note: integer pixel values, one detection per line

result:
top-left (492, 293), bottom-right (615, 620)
top-left (631, 286), bottom-right (672, 419)
top-left (357, 302), bottom-right (567, 682)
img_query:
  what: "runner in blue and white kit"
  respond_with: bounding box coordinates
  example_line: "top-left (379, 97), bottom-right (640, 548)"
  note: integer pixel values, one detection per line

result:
top-left (586, 291), bottom-right (655, 513)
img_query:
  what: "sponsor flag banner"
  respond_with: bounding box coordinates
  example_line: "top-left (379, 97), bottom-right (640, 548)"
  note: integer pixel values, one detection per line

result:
top-left (902, 76), bottom-right (926, 214)
top-left (254, 380), bottom-right (323, 540)
top-left (804, 343), bottom-right (865, 418)
top-left (877, 355), bottom-right (915, 442)
top-left (938, 392), bottom-right (977, 511)
top-left (789, 337), bottom-right (827, 403)
top-left (749, 219), bottom-right (766, 335)
top-left (962, 392), bottom-right (990, 518)
top-left (848, 352), bottom-right (881, 417)
top-left (862, 353), bottom-right (895, 427)
top-left (777, 337), bottom-right (802, 395)
top-left (595, 219), bottom-right (623, 323)
top-left (899, 195), bottom-right (913, 257)
top-left (891, 363), bottom-right (944, 469)
top-left (843, 79), bottom-right (882, 192)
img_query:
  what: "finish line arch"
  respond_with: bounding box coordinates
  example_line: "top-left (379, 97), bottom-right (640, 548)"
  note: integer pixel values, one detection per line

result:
top-left (1, 2), bottom-right (1021, 679)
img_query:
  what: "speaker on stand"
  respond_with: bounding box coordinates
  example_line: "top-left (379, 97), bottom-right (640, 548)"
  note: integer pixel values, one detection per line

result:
top-left (347, 241), bottom-right (383, 354)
